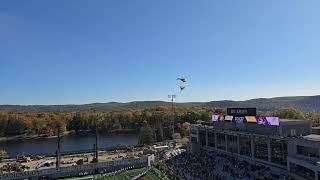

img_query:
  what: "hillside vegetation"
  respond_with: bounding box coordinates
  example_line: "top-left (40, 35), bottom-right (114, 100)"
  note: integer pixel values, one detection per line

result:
top-left (1, 95), bottom-right (320, 113)
top-left (0, 106), bottom-right (320, 145)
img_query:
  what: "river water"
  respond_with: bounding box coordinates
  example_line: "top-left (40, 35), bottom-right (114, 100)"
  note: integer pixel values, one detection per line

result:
top-left (0, 133), bottom-right (139, 157)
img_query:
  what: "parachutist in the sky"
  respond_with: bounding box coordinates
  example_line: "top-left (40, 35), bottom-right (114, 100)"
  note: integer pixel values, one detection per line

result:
top-left (180, 86), bottom-right (185, 91)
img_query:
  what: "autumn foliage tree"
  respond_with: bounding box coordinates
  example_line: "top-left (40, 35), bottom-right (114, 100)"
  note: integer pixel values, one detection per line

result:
top-left (0, 106), bottom-right (319, 141)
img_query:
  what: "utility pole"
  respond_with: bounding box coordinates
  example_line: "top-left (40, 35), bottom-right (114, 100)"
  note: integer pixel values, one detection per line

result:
top-left (95, 121), bottom-right (99, 162)
top-left (93, 143), bottom-right (96, 162)
top-left (55, 150), bottom-right (59, 170)
top-left (56, 124), bottom-right (61, 170)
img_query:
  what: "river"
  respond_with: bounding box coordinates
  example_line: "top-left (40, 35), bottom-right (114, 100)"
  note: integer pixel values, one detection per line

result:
top-left (0, 133), bottom-right (139, 157)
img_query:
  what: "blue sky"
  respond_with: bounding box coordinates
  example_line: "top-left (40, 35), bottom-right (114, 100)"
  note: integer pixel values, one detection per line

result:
top-left (0, 0), bottom-right (319, 105)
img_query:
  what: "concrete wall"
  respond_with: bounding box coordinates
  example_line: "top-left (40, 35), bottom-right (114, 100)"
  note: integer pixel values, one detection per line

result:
top-left (213, 121), bottom-right (280, 136)
top-left (280, 122), bottom-right (312, 137)
top-left (312, 128), bottom-right (320, 135)
top-left (288, 137), bottom-right (320, 161)
top-left (211, 119), bottom-right (312, 137)
top-left (212, 122), bottom-right (237, 130)
top-left (246, 123), bottom-right (279, 135)
top-left (0, 155), bottom-right (153, 180)
top-left (287, 156), bottom-right (320, 180)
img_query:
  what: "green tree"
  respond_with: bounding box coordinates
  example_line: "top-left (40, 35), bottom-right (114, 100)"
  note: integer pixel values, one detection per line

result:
top-left (275, 107), bottom-right (305, 119)
top-left (180, 122), bottom-right (191, 138)
top-left (0, 149), bottom-right (7, 161)
top-left (139, 127), bottom-right (155, 145)
top-left (172, 133), bottom-right (181, 139)
top-left (0, 112), bottom-right (8, 136)
top-left (69, 113), bottom-right (82, 133)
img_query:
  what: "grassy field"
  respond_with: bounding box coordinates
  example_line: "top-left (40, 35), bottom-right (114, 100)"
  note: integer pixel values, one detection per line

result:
top-left (61, 167), bottom-right (168, 180)
top-left (98, 167), bottom-right (168, 180)
top-left (138, 168), bottom-right (170, 180)
top-left (100, 168), bottom-right (147, 180)
top-left (139, 171), bottom-right (161, 180)
top-left (86, 166), bottom-right (171, 180)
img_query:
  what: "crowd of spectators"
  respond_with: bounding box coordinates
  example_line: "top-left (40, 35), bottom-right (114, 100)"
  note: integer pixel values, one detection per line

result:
top-left (164, 150), bottom-right (293, 180)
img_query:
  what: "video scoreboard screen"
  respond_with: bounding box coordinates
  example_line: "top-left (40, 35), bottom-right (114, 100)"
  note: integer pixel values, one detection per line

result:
top-left (211, 115), bottom-right (279, 126)
top-left (212, 108), bottom-right (279, 126)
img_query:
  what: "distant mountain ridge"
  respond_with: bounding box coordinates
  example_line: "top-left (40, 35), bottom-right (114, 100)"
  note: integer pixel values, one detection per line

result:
top-left (205, 95), bottom-right (320, 113)
top-left (1, 95), bottom-right (320, 113)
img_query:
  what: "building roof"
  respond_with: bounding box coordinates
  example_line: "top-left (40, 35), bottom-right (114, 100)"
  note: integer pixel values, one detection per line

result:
top-left (280, 119), bottom-right (311, 125)
top-left (280, 119), bottom-right (308, 122)
top-left (153, 145), bottom-right (169, 149)
top-left (303, 134), bottom-right (320, 142)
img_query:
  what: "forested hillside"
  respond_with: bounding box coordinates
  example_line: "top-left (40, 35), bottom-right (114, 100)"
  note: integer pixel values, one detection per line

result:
top-left (205, 95), bottom-right (320, 112)
top-left (0, 106), bottom-right (320, 144)
top-left (1, 95), bottom-right (320, 145)
top-left (1, 95), bottom-right (320, 113)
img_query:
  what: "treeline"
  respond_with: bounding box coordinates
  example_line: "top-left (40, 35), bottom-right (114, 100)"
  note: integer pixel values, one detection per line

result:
top-left (0, 107), bottom-right (219, 141)
top-left (259, 107), bottom-right (320, 126)
top-left (1, 106), bottom-right (320, 144)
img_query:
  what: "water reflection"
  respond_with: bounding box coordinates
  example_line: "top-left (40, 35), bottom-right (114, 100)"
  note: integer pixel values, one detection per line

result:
top-left (0, 133), bottom-right (139, 156)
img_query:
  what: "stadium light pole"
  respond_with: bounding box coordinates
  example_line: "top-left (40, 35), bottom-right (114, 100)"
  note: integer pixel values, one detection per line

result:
top-left (168, 94), bottom-right (176, 139)
top-left (168, 76), bottom-right (187, 141)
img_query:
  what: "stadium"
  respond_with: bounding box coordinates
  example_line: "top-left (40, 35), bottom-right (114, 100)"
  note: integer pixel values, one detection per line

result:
top-left (189, 108), bottom-right (320, 180)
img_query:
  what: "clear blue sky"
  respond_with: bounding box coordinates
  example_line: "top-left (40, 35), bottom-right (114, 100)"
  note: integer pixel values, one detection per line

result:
top-left (0, 0), bottom-right (319, 105)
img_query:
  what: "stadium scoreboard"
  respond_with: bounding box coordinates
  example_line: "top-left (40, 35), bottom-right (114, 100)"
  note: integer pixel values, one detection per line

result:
top-left (213, 108), bottom-right (279, 126)
top-left (227, 108), bottom-right (257, 116)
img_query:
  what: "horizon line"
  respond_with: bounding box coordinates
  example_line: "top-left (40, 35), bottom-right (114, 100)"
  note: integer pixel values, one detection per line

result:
top-left (0, 94), bottom-right (319, 106)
